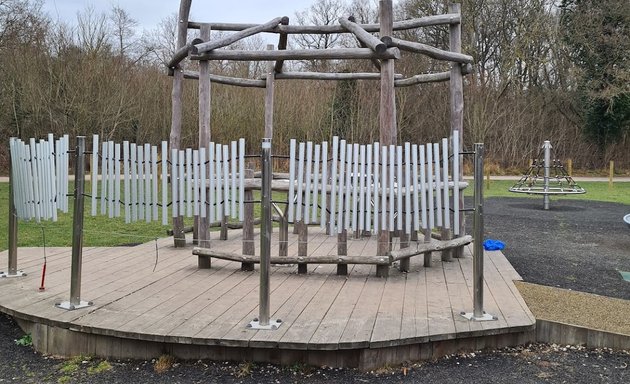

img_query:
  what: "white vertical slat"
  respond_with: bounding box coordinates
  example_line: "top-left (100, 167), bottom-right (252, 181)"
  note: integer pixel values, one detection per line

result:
top-left (389, 145), bottom-right (396, 232)
top-left (287, 139), bottom-right (297, 223)
top-left (311, 143), bottom-right (321, 224)
top-left (152, 145), bottom-right (158, 221)
top-left (108, 141), bottom-right (115, 218)
top-left (319, 140), bottom-right (328, 228)
top-left (131, 143), bottom-right (138, 221)
top-left (171, 148), bottom-right (178, 218)
top-left (380, 145), bottom-right (387, 232)
top-left (420, 145), bottom-right (428, 230)
top-left (238, 138), bottom-right (245, 221)
top-left (365, 144), bottom-right (372, 232)
top-left (442, 138), bottom-right (451, 231)
top-left (231, 140), bottom-right (237, 218)
top-left (178, 149), bottom-right (185, 218)
top-left (328, 137), bottom-right (339, 231)
top-left (23, 141), bottom-right (33, 219)
top-left (62, 135), bottom-right (69, 213)
top-left (372, 143), bottom-right (380, 233)
top-left (335, 139), bottom-right (346, 233)
top-left (193, 149), bottom-right (200, 217)
top-left (16, 142), bottom-right (28, 219)
top-left (114, 143), bottom-right (121, 218)
top-left (295, 142), bottom-right (305, 222)
top-left (411, 144), bottom-right (420, 231)
top-left (214, 143), bottom-right (222, 221)
top-left (186, 148), bottom-right (193, 217)
top-left (343, 143), bottom-right (353, 231)
top-left (41, 140), bottom-right (52, 220)
top-left (123, 141), bottom-right (131, 223)
top-left (8, 140), bottom-right (19, 218)
top-left (404, 142), bottom-right (412, 234)
top-left (100, 141), bottom-right (108, 215)
top-left (358, 145), bottom-right (366, 233)
top-left (208, 143), bottom-right (216, 221)
top-left (351, 143), bottom-right (359, 232)
top-left (144, 143), bottom-right (151, 222)
top-left (161, 142), bottom-right (168, 225)
top-left (55, 138), bottom-right (61, 216)
top-left (453, 131), bottom-right (460, 235)
top-left (304, 141), bottom-right (313, 224)
top-left (433, 142), bottom-right (442, 228)
top-left (222, 145), bottom-right (230, 217)
top-left (47, 134), bottom-right (58, 221)
top-left (27, 142), bottom-right (37, 220)
top-left (37, 140), bottom-right (47, 220)
top-left (138, 144), bottom-right (146, 220)
top-left (29, 139), bottom-right (41, 222)
top-left (396, 145), bottom-right (403, 232)
top-left (200, 147), bottom-right (207, 219)
top-left (426, 143), bottom-right (434, 230)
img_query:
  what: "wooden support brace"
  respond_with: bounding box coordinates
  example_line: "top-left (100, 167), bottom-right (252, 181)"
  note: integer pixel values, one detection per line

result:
top-left (298, 221), bottom-right (308, 274)
top-left (337, 230), bottom-right (348, 275)
top-left (192, 249), bottom-right (391, 265)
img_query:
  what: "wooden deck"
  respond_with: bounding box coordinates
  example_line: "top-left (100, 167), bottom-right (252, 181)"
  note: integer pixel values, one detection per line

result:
top-left (0, 228), bottom-right (536, 369)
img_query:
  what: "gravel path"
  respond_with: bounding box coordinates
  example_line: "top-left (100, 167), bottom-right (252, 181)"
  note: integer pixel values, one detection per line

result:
top-left (1, 196), bottom-right (629, 383)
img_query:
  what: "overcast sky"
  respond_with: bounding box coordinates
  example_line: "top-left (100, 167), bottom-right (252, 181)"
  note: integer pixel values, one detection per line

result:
top-left (42, 1), bottom-right (316, 32)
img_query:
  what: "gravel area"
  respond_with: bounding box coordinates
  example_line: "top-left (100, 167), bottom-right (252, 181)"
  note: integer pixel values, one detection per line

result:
top-left (1, 196), bottom-right (629, 382)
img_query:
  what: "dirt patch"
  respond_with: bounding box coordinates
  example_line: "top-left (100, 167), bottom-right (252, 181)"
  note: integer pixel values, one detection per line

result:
top-left (516, 281), bottom-right (630, 335)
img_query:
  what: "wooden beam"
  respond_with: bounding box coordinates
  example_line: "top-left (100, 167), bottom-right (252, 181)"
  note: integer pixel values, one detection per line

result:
top-left (339, 17), bottom-right (387, 54)
top-left (191, 47), bottom-right (401, 61)
top-left (183, 70), bottom-right (266, 88)
top-left (394, 64), bottom-right (472, 87)
top-left (264, 44), bottom-right (275, 139)
top-left (191, 16), bottom-right (286, 54)
top-left (390, 235), bottom-right (473, 261)
top-left (274, 17), bottom-right (290, 73)
top-left (386, 37), bottom-right (473, 64)
top-left (265, 72), bottom-right (402, 81)
top-left (187, 13), bottom-right (461, 33)
top-left (170, 0), bottom-right (192, 248)
top-left (197, 23), bottom-right (211, 254)
top-left (192, 248), bottom-right (392, 265)
top-left (379, 0), bottom-right (397, 146)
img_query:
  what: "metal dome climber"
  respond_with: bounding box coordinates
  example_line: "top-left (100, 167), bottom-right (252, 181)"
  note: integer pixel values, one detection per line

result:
top-left (509, 140), bottom-right (586, 210)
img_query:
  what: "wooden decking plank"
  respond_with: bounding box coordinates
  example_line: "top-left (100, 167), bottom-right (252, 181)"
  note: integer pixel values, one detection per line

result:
top-left (220, 269), bottom-right (311, 346)
top-left (278, 269), bottom-right (349, 349)
top-left (248, 264), bottom-right (336, 348)
top-left (424, 257), bottom-right (457, 339)
top-left (369, 268), bottom-right (407, 347)
top-left (193, 267), bottom-right (294, 344)
top-left (338, 266), bottom-right (384, 349)
top-left (442, 257), bottom-right (484, 336)
top-left (399, 261), bottom-right (425, 341)
top-left (308, 264), bottom-right (369, 349)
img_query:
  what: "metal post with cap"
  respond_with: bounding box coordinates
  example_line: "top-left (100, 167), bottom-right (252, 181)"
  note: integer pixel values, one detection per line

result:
top-left (248, 138), bottom-right (282, 330)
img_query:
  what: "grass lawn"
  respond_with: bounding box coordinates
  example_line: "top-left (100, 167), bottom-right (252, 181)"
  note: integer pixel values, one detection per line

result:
top-left (1, 180), bottom-right (628, 251)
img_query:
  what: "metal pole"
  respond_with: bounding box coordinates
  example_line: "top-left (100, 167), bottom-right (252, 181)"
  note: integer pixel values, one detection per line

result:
top-left (462, 143), bottom-right (495, 322)
top-left (56, 136), bottom-right (91, 310)
top-left (543, 140), bottom-right (551, 210)
top-left (248, 138), bottom-right (281, 330)
top-left (2, 142), bottom-right (25, 278)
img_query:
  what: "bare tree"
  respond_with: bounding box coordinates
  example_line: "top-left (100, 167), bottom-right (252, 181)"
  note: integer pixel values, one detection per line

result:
top-left (109, 4), bottom-right (138, 60)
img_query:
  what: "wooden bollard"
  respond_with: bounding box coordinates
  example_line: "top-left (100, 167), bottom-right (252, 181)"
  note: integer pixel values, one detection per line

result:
top-left (609, 161), bottom-right (614, 189)
top-left (567, 158), bottom-right (573, 176)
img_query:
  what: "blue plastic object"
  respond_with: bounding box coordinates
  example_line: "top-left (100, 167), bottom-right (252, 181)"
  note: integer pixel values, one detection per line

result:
top-left (483, 239), bottom-right (505, 251)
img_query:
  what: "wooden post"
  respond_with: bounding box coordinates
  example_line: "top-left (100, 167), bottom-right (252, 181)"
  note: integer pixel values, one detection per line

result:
top-left (242, 170), bottom-right (255, 271)
top-left (376, 0), bottom-right (395, 279)
top-left (609, 161), bottom-right (614, 189)
top-left (197, 24), bottom-right (212, 262)
top-left (567, 158), bottom-right (572, 176)
top-left (170, 0), bottom-right (192, 248)
top-left (337, 230), bottom-right (348, 275)
top-left (265, 44), bottom-right (275, 139)
top-left (399, 214), bottom-right (410, 272)
top-left (298, 221), bottom-right (308, 274)
top-left (449, 2), bottom-right (465, 258)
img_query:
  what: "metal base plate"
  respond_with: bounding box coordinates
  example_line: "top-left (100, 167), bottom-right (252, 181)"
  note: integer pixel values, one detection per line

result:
top-left (247, 318), bottom-right (282, 330)
top-left (461, 311), bottom-right (498, 322)
top-left (55, 300), bottom-right (93, 311)
top-left (0, 270), bottom-right (27, 278)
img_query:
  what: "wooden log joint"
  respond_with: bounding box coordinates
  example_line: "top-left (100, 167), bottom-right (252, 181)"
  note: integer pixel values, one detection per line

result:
top-left (339, 16), bottom-right (387, 54)
top-left (192, 16), bottom-right (286, 54)
top-left (389, 235), bottom-right (473, 261)
top-left (192, 248), bottom-right (391, 265)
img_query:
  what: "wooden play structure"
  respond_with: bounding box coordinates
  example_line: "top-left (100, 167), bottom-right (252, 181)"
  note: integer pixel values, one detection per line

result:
top-left (1, 2), bottom-right (540, 370)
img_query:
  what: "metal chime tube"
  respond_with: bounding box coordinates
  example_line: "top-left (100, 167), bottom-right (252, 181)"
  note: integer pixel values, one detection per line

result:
top-left (543, 140), bottom-right (551, 210)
